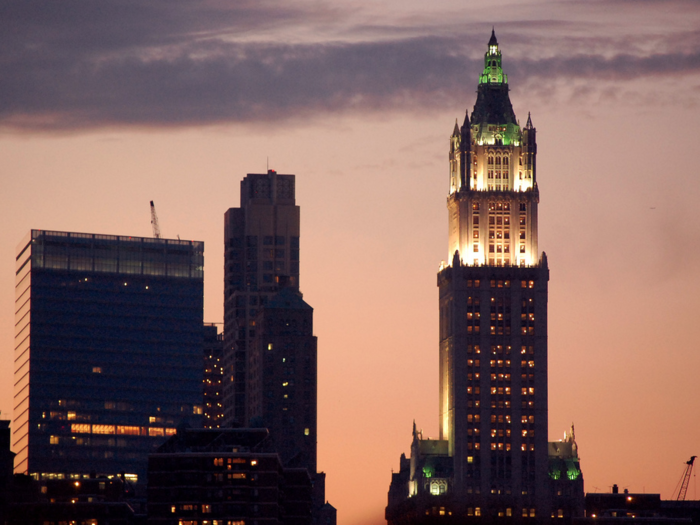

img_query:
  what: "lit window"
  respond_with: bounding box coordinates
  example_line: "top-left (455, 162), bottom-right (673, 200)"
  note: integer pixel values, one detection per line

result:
top-left (92, 424), bottom-right (115, 434)
top-left (92, 367), bottom-right (102, 374)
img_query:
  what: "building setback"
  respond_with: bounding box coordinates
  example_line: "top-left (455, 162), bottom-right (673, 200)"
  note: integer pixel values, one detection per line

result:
top-left (13, 230), bottom-right (204, 485)
top-left (386, 31), bottom-right (583, 523)
top-left (223, 170), bottom-right (300, 427)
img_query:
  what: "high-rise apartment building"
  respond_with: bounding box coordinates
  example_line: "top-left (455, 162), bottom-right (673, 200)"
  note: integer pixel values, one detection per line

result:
top-left (203, 324), bottom-right (224, 429)
top-left (223, 171), bottom-right (334, 525)
top-left (386, 31), bottom-right (583, 523)
top-left (13, 230), bottom-right (204, 484)
top-left (223, 170), bottom-right (300, 426)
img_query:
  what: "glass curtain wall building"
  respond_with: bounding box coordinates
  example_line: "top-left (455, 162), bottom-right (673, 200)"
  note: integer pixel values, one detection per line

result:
top-left (13, 230), bottom-right (204, 484)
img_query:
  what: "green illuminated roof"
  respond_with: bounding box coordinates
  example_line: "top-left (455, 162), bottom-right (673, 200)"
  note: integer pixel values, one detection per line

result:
top-left (471, 30), bottom-right (518, 128)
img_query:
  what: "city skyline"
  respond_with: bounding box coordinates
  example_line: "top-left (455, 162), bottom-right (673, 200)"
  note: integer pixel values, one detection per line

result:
top-left (2, 2), bottom-right (700, 525)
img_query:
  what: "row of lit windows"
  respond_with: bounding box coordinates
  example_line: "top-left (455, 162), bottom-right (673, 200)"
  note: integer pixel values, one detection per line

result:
top-left (468, 360), bottom-right (535, 370)
top-left (175, 520), bottom-right (243, 525)
top-left (31, 472), bottom-right (138, 482)
top-left (70, 424), bottom-right (176, 437)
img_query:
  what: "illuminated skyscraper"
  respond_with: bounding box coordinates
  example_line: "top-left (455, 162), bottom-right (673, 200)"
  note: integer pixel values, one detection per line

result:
top-left (13, 230), bottom-right (204, 485)
top-left (386, 31), bottom-right (583, 523)
top-left (222, 170), bottom-right (300, 426)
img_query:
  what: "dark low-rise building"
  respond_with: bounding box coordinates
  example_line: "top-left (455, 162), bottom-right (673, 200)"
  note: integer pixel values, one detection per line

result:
top-left (147, 427), bottom-right (313, 525)
top-left (5, 474), bottom-right (142, 525)
top-left (574, 488), bottom-right (700, 525)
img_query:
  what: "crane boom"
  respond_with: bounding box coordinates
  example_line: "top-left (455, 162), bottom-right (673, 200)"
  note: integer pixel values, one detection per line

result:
top-left (150, 200), bottom-right (161, 239)
top-left (677, 456), bottom-right (696, 501)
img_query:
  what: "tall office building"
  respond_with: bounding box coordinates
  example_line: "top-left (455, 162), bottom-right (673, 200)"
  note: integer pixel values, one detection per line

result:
top-left (386, 31), bottom-right (583, 523)
top-left (13, 230), bottom-right (204, 484)
top-left (223, 170), bottom-right (300, 427)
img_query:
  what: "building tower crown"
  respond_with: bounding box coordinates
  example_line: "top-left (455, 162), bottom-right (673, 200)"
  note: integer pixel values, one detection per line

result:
top-left (446, 30), bottom-right (538, 268)
top-left (480, 28), bottom-right (507, 85)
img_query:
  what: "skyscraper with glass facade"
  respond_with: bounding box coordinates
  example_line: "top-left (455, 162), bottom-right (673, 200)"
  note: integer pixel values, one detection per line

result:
top-left (13, 230), bottom-right (204, 485)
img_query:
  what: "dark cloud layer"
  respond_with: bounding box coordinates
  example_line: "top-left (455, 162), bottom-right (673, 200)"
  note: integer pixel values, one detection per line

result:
top-left (2, 1), bottom-right (700, 131)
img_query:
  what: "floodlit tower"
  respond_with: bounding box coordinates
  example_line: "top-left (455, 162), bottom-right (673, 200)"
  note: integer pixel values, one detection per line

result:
top-left (388, 31), bottom-right (583, 525)
top-left (439, 28), bottom-right (550, 518)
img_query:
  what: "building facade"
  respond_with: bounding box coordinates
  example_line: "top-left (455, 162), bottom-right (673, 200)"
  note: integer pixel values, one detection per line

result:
top-left (13, 230), bottom-right (204, 485)
top-left (248, 286), bottom-right (317, 474)
top-left (386, 31), bottom-right (583, 523)
top-left (223, 171), bottom-right (334, 525)
top-left (223, 170), bottom-right (300, 427)
top-left (148, 428), bottom-right (313, 525)
top-left (203, 324), bottom-right (225, 429)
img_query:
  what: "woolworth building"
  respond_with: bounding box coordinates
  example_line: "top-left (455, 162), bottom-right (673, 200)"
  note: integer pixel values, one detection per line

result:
top-left (386, 30), bottom-right (584, 524)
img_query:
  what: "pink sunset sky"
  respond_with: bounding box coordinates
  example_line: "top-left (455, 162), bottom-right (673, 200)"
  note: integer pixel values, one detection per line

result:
top-left (2, 1), bottom-right (700, 523)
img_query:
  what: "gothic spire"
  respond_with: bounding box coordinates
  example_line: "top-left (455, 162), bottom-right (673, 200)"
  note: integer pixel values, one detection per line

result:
top-left (488, 27), bottom-right (498, 47)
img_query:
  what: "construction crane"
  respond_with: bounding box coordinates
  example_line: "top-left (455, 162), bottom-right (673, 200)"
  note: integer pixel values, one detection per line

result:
top-left (675, 456), bottom-right (696, 501)
top-left (150, 201), bottom-right (161, 239)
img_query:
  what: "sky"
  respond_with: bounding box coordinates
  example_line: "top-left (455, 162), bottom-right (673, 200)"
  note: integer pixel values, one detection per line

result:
top-left (2, 0), bottom-right (700, 522)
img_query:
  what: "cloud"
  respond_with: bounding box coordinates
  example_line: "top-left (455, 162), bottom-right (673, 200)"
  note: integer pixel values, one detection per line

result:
top-left (1, 1), bottom-right (700, 131)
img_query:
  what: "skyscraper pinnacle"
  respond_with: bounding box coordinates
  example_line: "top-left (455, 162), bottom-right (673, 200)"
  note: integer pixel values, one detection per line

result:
top-left (488, 27), bottom-right (498, 47)
top-left (526, 112), bottom-right (534, 129)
